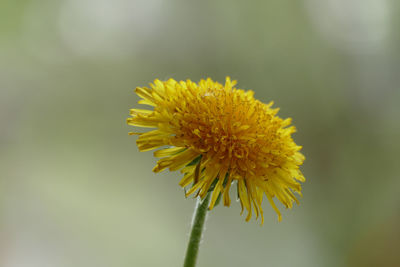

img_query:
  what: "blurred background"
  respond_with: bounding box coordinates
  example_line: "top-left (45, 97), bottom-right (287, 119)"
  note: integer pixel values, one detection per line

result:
top-left (1, 0), bottom-right (400, 266)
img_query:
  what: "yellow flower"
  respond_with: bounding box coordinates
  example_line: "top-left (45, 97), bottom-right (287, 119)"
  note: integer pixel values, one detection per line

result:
top-left (127, 77), bottom-right (305, 223)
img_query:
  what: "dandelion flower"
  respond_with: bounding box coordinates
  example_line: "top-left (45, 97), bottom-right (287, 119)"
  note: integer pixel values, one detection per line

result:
top-left (127, 77), bottom-right (305, 223)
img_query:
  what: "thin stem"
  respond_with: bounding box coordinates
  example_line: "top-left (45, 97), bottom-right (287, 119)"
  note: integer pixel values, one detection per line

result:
top-left (183, 193), bottom-right (211, 267)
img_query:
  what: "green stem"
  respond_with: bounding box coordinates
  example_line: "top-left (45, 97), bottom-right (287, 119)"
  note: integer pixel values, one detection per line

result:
top-left (183, 193), bottom-right (211, 267)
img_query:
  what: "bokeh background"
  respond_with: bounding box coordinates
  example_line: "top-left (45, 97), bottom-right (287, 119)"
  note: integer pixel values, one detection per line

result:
top-left (1, 0), bottom-right (400, 266)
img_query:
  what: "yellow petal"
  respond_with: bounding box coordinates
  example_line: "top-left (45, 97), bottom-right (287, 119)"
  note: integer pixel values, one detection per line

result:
top-left (154, 147), bottom-right (186, 157)
top-left (153, 149), bottom-right (199, 173)
top-left (266, 192), bottom-right (282, 222)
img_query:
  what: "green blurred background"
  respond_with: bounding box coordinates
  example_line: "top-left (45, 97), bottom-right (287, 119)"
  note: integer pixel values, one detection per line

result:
top-left (1, 0), bottom-right (400, 266)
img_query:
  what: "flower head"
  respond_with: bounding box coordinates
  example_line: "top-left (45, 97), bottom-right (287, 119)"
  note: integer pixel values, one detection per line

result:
top-left (127, 77), bottom-right (305, 223)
